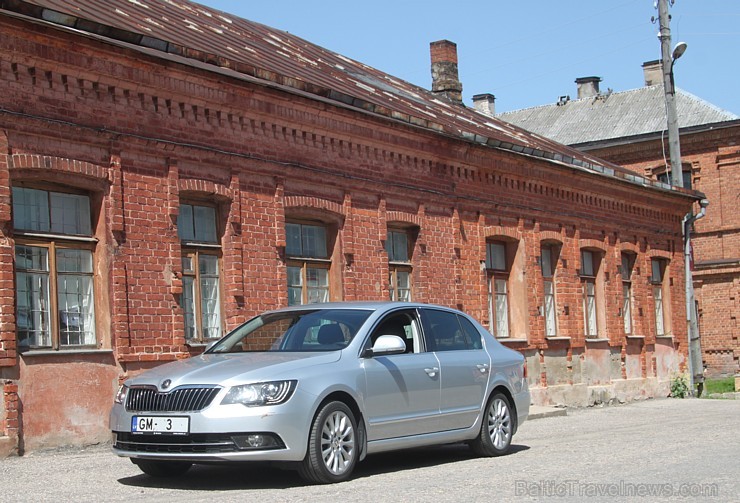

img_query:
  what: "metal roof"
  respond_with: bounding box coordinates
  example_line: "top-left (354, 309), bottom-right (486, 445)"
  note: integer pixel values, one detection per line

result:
top-left (0, 0), bottom-right (698, 194)
top-left (497, 85), bottom-right (739, 147)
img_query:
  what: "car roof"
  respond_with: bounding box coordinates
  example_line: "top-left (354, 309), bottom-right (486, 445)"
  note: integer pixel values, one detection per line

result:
top-left (265, 301), bottom-right (457, 314)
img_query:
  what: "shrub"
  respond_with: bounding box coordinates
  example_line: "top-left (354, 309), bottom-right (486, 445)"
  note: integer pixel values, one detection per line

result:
top-left (670, 374), bottom-right (690, 398)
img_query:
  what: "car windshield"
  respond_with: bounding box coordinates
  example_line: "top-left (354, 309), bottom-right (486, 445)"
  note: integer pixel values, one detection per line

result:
top-left (207, 309), bottom-right (372, 353)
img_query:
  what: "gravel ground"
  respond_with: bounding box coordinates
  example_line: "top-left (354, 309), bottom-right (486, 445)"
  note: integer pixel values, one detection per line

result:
top-left (2, 398), bottom-right (738, 502)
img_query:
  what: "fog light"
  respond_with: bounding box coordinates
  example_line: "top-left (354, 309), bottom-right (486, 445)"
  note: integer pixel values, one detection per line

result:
top-left (231, 433), bottom-right (282, 450)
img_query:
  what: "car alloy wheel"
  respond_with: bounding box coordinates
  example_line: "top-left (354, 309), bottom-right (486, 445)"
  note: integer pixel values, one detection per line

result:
top-left (299, 401), bottom-right (358, 484)
top-left (470, 392), bottom-right (513, 457)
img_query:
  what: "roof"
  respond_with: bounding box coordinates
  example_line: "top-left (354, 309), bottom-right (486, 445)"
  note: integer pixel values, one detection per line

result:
top-left (497, 85), bottom-right (740, 147)
top-left (0, 0), bottom-right (696, 195)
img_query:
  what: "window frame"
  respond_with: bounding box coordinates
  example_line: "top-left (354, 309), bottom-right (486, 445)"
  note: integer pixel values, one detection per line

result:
top-left (12, 185), bottom-right (99, 351)
top-left (286, 220), bottom-right (333, 306)
top-left (621, 253), bottom-right (635, 335)
top-left (580, 249), bottom-right (601, 338)
top-left (386, 227), bottom-right (415, 302)
top-left (178, 201), bottom-right (224, 343)
top-left (650, 258), bottom-right (669, 336)
top-left (486, 240), bottom-right (511, 338)
top-left (541, 243), bottom-right (559, 337)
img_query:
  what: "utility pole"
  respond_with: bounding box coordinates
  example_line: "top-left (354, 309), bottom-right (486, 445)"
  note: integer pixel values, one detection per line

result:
top-left (657, 0), bottom-right (683, 188)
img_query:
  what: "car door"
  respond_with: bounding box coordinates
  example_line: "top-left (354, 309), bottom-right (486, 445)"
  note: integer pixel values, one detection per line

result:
top-left (362, 308), bottom-right (442, 441)
top-left (420, 308), bottom-right (490, 431)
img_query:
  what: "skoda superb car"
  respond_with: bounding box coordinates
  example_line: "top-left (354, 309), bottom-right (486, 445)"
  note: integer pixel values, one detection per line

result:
top-left (110, 302), bottom-right (529, 484)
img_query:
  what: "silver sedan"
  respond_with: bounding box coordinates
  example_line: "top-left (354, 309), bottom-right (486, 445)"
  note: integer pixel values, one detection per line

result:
top-left (110, 302), bottom-right (529, 484)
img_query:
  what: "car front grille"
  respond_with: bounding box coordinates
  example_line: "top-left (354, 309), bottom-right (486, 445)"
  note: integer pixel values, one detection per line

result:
top-left (126, 386), bottom-right (221, 412)
top-left (114, 433), bottom-right (239, 454)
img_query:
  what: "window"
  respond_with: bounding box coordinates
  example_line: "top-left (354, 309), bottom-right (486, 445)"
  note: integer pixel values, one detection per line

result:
top-left (13, 187), bottom-right (97, 349)
top-left (420, 309), bottom-right (483, 351)
top-left (486, 241), bottom-right (509, 338)
top-left (621, 253), bottom-right (634, 335)
top-left (387, 229), bottom-right (413, 301)
top-left (286, 222), bottom-right (330, 305)
top-left (178, 203), bottom-right (222, 341)
top-left (657, 169), bottom-right (692, 190)
top-left (541, 244), bottom-right (558, 337)
top-left (580, 249), bottom-right (601, 337)
top-left (651, 258), bottom-right (668, 336)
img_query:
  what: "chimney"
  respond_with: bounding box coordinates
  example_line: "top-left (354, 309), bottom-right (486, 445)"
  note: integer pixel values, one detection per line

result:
top-left (430, 40), bottom-right (463, 104)
top-left (642, 60), bottom-right (663, 86)
top-left (575, 76), bottom-right (601, 99)
top-left (472, 93), bottom-right (496, 117)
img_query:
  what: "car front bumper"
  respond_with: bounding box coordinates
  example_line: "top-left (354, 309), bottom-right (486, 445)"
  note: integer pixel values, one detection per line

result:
top-left (109, 387), bottom-right (316, 463)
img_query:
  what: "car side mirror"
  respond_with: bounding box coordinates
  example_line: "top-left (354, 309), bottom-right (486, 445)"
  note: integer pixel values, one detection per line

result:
top-left (364, 335), bottom-right (407, 358)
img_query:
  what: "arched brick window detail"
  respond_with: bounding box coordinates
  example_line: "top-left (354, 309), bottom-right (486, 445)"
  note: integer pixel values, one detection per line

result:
top-left (485, 236), bottom-right (527, 339)
top-left (580, 246), bottom-right (606, 338)
top-left (386, 222), bottom-right (419, 302)
top-left (540, 240), bottom-right (562, 337)
top-left (284, 206), bottom-right (344, 306)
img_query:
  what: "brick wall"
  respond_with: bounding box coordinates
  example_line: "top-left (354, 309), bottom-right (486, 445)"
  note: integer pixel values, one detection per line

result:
top-left (0, 14), bottom-right (699, 450)
top-left (589, 125), bottom-right (740, 378)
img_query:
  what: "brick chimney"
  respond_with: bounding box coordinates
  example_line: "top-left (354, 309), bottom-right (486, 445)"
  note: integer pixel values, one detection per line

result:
top-left (472, 93), bottom-right (496, 117)
top-left (430, 40), bottom-right (463, 104)
top-left (642, 60), bottom-right (663, 86)
top-left (575, 76), bottom-right (601, 99)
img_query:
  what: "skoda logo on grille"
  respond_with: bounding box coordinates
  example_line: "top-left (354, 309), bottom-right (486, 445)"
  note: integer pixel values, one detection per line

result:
top-left (161, 379), bottom-right (172, 390)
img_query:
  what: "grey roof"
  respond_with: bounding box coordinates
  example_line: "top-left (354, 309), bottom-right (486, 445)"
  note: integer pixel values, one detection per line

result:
top-left (496, 85), bottom-right (739, 146)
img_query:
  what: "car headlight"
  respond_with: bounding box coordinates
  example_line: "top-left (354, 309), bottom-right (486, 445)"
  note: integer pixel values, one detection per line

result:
top-left (114, 384), bottom-right (128, 405)
top-left (222, 380), bottom-right (296, 407)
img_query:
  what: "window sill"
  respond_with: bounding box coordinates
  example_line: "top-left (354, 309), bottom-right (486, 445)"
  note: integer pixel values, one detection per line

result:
top-left (656, 335), bottom-right (674, 339)
top-left (585, 338), bottom-right (609, 343)
top-left (545, 336), bottom-right (571, 341)
top-left (20, 348), bottom-right (113, 357)
top-left (498, 338), bottom-right (528, 343)
top-left (626, 335), bottom-right (646, 339)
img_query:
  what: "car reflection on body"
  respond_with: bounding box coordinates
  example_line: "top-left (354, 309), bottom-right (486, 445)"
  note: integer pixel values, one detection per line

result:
top-left (110, 302), bottom-right (529, 484)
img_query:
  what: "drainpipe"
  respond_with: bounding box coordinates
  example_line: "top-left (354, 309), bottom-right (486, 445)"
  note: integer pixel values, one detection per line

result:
top-left (683, 198), bottom-right (709, 395)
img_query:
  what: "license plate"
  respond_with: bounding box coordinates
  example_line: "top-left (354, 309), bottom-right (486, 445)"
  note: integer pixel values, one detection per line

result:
top-left (131, 416), bottom-right (189, 435)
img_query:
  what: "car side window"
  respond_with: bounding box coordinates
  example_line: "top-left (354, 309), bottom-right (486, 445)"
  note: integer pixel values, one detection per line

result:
top-left (457, 315), bottom-right (483, 350)
top-left (368, 310), bottom-right (421, 354)
top-left (420, 309), bottom-right (474, 351)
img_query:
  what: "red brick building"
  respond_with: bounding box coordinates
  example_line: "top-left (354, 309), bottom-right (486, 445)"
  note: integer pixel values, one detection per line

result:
top-left (0, 0), bottom-right (700, 454)
top-left (498, 64), bottom-right (740, 379)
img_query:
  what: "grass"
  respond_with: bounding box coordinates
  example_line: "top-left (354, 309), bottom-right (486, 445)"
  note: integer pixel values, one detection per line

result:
top-left (703, 377), bottom-right (736, 395)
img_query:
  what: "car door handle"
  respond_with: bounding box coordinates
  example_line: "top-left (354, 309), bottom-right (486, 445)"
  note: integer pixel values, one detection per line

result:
top-left (424, 367), bottom-right (439, 377)
top-left (476, 364), bottom-right (490, 373)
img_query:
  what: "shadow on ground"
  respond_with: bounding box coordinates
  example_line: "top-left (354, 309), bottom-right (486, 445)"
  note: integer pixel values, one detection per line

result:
top-left (117, 443), bottom-right (530, 491)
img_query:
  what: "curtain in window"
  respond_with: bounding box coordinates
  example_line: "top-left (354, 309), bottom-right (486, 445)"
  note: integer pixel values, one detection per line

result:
top-left (199, 255), bottom-right (221, 339)
top-left (306, 267), bottom-right (329, 304)
top-left (654, 286), bottom-right (665, 335)
top-left (56, 249), bottom-right (95, 346)
top-left (623, 283), bottom-right (632, 334)
top-left (396, 270), bottom-right (411, 301)
top-left (181, 276), bottom-right (196, 339)
top-left (287, 266), bottom-right (303, 306)
top-left (584, 281), bottom-right (597, 336)
top-left (15, 246), bottom-right (51, 347)
top-left (544, 280), bottom-right (557, 336)
top-left (494, 278), bottom-right (509, 338)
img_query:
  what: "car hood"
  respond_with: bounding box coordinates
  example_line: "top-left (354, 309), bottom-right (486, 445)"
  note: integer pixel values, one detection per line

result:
top-left (125, 352), bottom-right (341, 390)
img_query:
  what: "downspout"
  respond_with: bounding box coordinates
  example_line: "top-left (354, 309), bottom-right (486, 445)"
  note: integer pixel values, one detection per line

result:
top-left (683, 198), bottom-right (709, 394)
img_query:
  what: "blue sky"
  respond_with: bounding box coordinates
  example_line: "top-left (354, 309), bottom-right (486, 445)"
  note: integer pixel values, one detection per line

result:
top-left (198, 1), bottom-right (739, 115)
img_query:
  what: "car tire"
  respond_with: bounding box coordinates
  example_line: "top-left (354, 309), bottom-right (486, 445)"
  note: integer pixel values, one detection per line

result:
top-left (298, 401), bottom-right (358, 484)
top-left (132, 459), bottom-right (192, 477)
top-left (470, 392), bottom-right (514, 457)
